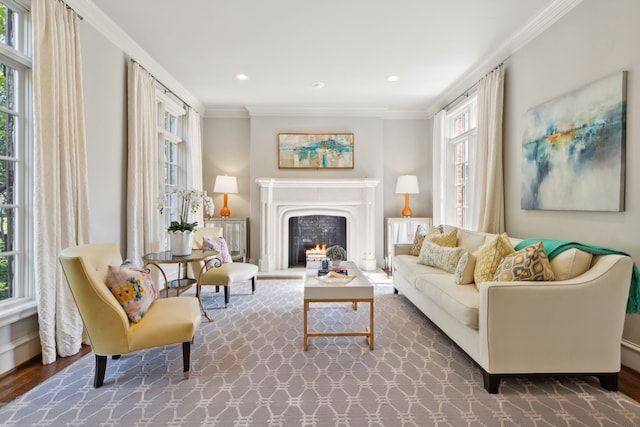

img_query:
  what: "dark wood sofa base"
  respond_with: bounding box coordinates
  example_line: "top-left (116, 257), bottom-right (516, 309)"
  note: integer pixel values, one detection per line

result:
top-left (482, 369), bottom-right (619, 394)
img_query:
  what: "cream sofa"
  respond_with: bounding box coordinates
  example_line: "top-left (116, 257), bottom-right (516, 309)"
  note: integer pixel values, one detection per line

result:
top-left (392, 227), bottom-right (633, 393)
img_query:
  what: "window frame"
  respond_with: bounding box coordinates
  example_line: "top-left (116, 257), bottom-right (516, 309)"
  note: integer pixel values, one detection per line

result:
top-left (443, 95), bottom-right (477, 229)
top-left (0, 0), bottom-right (35, 319)
top-left (156, 89), bottom-right (186, 248)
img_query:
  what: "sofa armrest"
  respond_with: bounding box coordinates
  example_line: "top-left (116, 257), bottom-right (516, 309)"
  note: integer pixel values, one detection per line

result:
top-left (477, 254), bottom-right (633, 374)
top-left (394, 244), bottom-right (412, 256)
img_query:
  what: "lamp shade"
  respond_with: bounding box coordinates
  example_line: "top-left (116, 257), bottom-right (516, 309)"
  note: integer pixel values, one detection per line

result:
top-left (213, 175), bottom-right (238, 194)
top-left (395, 175), bottom-right (419, 194)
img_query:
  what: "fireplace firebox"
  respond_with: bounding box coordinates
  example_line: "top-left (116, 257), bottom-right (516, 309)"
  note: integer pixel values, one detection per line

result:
top-left (288, 215), bottom-right (346, 267)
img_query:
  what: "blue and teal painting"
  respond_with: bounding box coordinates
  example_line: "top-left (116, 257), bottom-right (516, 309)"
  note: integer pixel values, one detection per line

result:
top-left (521, 71), bottom-right (626, 211)
top-left (279, 133), bottom-right (354, 169)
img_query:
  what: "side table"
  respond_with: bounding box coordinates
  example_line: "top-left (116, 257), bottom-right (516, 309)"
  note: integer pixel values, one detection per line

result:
top-left (142, 249), bottom-right (217, 298)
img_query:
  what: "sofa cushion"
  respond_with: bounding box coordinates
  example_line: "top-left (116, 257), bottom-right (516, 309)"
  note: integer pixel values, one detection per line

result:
top-left (426, 226), bottom-right (457, 247)
top-left (474, 233), bottom-right (515, 287)
top-left (417, 240), bottom-right (465, 273)
top-left (393, 254), bottom-right (447, 288)
top-left (105, 260), bottom-right (157, 323)
top-left (415, 272), bottom-right (480, 329)
top-left (456, 229), bottom-right (490, 253)
top-left (454, 251), bottom-right (477, 285)
top-left (409, 224), bottom-right (428, 256)
top-left (494, 241), bottom-right (555, 281)
top-left (550, 248), bottom-right (593, 280)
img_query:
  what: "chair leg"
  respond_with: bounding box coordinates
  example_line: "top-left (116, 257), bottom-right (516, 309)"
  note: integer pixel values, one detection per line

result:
top-left (224, 286), bottom-right (230, 306)
top-left (251, 276), bottom-right (256, 294)
top-left (182, 341), bottom-right (191, 380)
top-left (94, 355), bottom-right (107, 388)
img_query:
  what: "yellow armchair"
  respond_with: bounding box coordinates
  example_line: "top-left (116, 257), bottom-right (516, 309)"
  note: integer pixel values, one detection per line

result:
top-left (59, 242), bottom-right (202, 387)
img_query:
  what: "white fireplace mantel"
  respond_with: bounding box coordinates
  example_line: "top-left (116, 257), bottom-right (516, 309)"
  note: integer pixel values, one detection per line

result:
top-left (256, 178), bottom-right (380, 272)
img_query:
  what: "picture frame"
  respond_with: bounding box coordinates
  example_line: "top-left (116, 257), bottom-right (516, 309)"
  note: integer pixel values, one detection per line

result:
top-left (278, 133), bottom-right (354, 169)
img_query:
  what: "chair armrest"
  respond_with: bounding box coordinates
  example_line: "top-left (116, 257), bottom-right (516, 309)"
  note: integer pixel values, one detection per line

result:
top-left (477, 254), bottom-right (633, 373)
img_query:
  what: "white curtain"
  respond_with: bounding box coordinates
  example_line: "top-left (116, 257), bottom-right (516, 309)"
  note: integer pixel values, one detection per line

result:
top-left (471, 65), bottom-right (505, 233)
top-left (431, 110), bottom-right (446, 227)
top-left (33, 0), bottom-right (90, 364)
top-left (127, 61), bottom-right (161, 265)
top-left (186, 107), bottom-right (205, 227)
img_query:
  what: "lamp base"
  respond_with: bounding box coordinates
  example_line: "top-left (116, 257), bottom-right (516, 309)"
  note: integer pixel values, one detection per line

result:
top-left (401, 193), bottom-right (413, 217)
top-left (220, 193), bottom-right (231, 218)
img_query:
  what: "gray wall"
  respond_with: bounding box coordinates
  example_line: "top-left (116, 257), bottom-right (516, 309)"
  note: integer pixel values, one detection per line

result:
top-left (501, 0), bottom-right (640, 359)
top-left (202, 116), bottom-right (431, 266)
top-left (81, 22), bottom-right (128, 249)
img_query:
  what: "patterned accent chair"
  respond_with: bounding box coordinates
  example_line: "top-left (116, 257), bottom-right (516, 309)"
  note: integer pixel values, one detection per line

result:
top-left (191, 227), bottom-right (259, 318)
top-left (59, 242), bottom-right (202, 387)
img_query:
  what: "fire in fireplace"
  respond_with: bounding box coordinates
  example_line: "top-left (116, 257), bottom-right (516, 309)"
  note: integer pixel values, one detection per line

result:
top-left (289, 215), bottom-right (346, 267)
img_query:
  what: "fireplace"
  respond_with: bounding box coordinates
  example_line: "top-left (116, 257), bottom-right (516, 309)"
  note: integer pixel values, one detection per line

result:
top-left (289, 215), bottom-right (347, 267)
top-left (256, 177), bottom-right (379, 272)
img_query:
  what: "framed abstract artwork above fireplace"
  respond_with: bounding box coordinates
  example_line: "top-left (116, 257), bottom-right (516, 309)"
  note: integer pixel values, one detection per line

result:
top-left (278, 132), bottom-right (354, 169)
top-left (521, 71), bottom-right (626, 211)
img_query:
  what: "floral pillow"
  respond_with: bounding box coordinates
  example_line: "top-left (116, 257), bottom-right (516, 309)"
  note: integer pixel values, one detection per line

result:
top-left (203, 236), bottom-right (233, 264)
top-left (105, 260), bottom-right (157, 323)
top-left (409, 225), bottom-right (428, 256)
top-left (417, 240), bottom-right (465, 274)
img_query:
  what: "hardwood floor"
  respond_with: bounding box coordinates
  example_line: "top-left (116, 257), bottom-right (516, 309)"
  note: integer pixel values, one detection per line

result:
top-left (1, 348), bottom-right (640, 406)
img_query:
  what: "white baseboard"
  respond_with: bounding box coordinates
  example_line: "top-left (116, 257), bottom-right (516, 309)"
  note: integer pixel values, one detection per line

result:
top-left (622, 339), bottom-right (640, 372)
top-left (0, 331), bottom-right (41, 376)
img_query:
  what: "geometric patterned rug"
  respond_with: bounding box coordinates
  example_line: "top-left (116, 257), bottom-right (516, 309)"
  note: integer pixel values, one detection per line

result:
top-left (1, 279), bottom-right (640, 426)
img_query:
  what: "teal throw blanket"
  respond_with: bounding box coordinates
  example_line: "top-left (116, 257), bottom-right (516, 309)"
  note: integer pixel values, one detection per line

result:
top-left (515, 238), bottom-right (640, 314)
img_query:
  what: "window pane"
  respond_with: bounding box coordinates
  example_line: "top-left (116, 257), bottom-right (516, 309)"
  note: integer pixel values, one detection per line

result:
top-left (0, 254), bottom-right (14, 301)
top-left (0, 63), bottom-right (16, 110)
top-left (0, 4), bottom-right (16, 48)
top-left (0, 159), bottom-right (15, 204)
top-left (0, 111), bottom-right (15, 157)
top-left (0, 206), bottom-right (13, 252)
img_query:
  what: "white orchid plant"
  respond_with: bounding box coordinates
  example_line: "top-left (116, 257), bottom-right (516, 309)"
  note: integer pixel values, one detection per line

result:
top-left (158, 187), bottom-right (215, 232)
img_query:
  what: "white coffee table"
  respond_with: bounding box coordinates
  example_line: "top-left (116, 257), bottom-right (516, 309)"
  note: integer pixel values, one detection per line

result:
top-left (303, 261), bottom-right (374, 350)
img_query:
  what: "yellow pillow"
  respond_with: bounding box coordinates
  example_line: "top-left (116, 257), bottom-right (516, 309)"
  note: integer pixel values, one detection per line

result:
top-left (473, 233), bottom-right (514, 287)
top-left (494, 241), bottom-right (555, 282)
top-left (426, 227), bottom-right (457, 247)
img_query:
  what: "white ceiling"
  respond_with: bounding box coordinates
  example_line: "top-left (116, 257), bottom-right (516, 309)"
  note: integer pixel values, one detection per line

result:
top-left (88, 0), bottom-right (566, 115)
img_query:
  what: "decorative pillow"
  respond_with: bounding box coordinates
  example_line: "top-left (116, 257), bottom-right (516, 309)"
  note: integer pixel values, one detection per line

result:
top-left (473, 233), bottom-right (514, 287)
top-left (105, 260), bottom-right (157, 323)
top-left (454, 252), bottom-right (477, 285)
top-left (409, 225), bottom-right (428, 256)
top-left (417, 240), bottom-right (465, 274)
top-left (550, 248), bottom-right (593, 281)
top-left (202, 236), bottom-right (233, 264)
top-left (426, 226), bottom-right (457, 247)
top-left (494, 241), bottom-right (555, 282)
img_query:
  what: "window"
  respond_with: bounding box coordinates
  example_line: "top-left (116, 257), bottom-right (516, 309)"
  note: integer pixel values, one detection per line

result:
top-left (157, 90), bottom-right (186, 243)
top-left (0, 0), bottom-right (31, 304)
top-left (443, 96), bottom-right (477, 228)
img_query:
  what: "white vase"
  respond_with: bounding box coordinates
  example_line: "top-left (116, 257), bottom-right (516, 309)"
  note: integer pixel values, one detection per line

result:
top-left (331, 259), bottom-right (341, 267)
top-left (169, 230), bottom-right (193, 256)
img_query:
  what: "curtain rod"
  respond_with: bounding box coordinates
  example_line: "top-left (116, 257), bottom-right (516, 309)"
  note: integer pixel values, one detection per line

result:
top-left (130, 59), bottom-right (191, 111)
top-left (62, 1), bottom-right (84, 20)
top-left (439, 62), bottom-right (505, 113)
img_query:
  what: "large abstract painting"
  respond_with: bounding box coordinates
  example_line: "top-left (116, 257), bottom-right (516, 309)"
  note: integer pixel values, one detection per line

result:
top-left (278, 133), bottom-right (354, 169)
top-left (521, 71), bottom-right (626, 211)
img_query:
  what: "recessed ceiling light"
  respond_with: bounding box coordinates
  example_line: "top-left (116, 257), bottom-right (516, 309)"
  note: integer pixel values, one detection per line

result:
top-left (387, 75), bottom-right (400, 82)
top-left (312, 81), bottom-right (325, 89)
top-left (236, 74), bottom-right (249, 81)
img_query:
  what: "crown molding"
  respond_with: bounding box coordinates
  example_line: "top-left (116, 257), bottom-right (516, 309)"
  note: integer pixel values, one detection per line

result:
top-left (243, 106), bottom-right (429, 119)
top-left (425, 0), bottom-right (583, 118)
top-left (67, 0), bottom-right (206, 114)
top-left (204, 108), bottom-right (250, 119)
